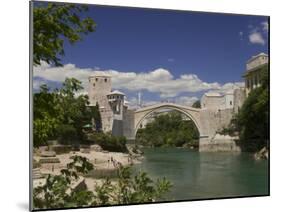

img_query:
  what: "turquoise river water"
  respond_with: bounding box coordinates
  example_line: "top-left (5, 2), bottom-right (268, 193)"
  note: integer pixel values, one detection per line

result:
top-left (132, 147), bottom-right (269, 201)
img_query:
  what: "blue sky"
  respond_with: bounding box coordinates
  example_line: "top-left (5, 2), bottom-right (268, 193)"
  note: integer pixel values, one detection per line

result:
top-left (34, 3), bottom-right (269, 107)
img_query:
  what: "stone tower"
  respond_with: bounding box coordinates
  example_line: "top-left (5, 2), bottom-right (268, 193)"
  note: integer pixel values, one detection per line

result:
top-left (88, 74), bottom-right (126, 135)
top-left (88, 75), bottom-right (113, 132)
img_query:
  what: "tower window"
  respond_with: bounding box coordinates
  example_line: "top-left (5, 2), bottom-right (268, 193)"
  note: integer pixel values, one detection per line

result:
top-left (104, 78), bottom-right (107, 82)
top-left (95, 78), bottom-right (98, 82)
top-left (230, 101), bottom-right (232, 105)
top-left (93, 83), bottom-right (95, 87)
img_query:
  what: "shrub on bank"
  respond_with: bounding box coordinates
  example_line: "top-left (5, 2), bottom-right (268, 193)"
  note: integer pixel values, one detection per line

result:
top-left (57, 124), bottom-right (78, 145)
top-left (87, 132), bottom-right (128, 153)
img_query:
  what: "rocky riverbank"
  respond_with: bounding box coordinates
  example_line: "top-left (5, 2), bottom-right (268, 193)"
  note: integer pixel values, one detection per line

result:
top-left (254, 147), bottom-right (268, 160)
top-left (33, 144), bottom-right (144, 189)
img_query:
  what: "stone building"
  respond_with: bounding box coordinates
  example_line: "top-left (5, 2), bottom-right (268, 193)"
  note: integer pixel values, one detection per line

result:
top-left (88, 74), bottom-right (129, 135)
top-left (243, 52), bottom-right (268, 96)
top-left (201, 90), bottom-right (236, 110)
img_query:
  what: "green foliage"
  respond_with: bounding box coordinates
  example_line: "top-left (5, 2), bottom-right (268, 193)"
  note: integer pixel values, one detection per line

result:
top-left (232, 66), bottom-right (269, 152)
top-left (33, 158), bottom-right (172, 209)
top-left (92, 167), bottom-right (172, 205)
top-left (33, 78), bottom-right (101, 147)
top-left (88, 132), bottom-right (128, 152)
top-left (136, 111), bottom-right (199, 147)
top-left (192, 100), bottom-right (201, 108)
top-left (57, 124), bottom-right (78, 145)
top-left (33, 85), bottom-right (61, 147)
top-left (33, 2), bottom-right (96, 66)
top-left (33, 114), bottom-right (59, 147)
top-left (33, 156), bottom-right (94, 209)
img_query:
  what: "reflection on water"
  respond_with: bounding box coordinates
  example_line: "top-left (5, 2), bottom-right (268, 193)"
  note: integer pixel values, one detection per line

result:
top-left (133, 148), bottom-right (268, 201)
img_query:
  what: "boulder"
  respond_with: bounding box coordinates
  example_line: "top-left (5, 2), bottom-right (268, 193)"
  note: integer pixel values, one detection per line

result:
top-left (39, 157), bottom-right (60, 164)
top-left (33, 168), bottom-right (44, 179)
top-left (66, 177), bottom-right (87, 194)
top-left (33, 158), bottom-right (41, 168)
top-left (40, 151), bottom-right (56, 157)
top-left (50, 145), bottom-right (72, 154)
top-left (90, 144), bottom-right (103, 152)
top-left (38, 146), bottom-right (49, 152)
top-left (254, 147), bottom-right (268, 160)
top-left (80, 148), bottom-right (91, 154)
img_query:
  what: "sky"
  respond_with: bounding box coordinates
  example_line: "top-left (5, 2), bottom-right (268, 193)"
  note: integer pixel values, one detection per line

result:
top-left (33, 2), bottom-right (269, 107)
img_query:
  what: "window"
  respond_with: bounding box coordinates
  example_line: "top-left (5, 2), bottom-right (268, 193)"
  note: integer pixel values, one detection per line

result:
top-left (93, 83), bottom-right (95, 87)
top-left (95, 78), bottom-right (98, 82)
top-left (230, 101), bottom-right (232, 105)
top-left (104, 78), bottom-right (107, 82)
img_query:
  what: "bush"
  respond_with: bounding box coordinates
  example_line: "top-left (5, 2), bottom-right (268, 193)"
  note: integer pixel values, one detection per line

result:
top-left (88, 132), bottom-right (128, 152)
top-left (33, 158), bottom-right (172, 209)
top-left (93, 167), bottom-right (172, 205)
top-left (57, 124), bottom-right (78, 145)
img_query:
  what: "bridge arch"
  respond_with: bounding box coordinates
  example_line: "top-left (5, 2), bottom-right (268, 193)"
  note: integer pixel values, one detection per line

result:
top-left (134, 103), bottom-right (202, 138)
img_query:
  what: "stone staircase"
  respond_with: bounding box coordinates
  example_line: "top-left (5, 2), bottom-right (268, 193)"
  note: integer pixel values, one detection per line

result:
top-left (33, 168), bottom-right (43, 179)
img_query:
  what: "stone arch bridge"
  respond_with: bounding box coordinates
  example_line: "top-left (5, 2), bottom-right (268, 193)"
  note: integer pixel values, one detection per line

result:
top-left (124, 103), bottom-right (234, 152)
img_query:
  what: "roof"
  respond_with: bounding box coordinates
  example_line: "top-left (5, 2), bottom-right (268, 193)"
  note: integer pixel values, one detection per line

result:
top-left (204, 92), bottom-right (222, 97)
top-left (243, 63), bottom-right (268, 77)
top-left (107, 90), bottom-right (125, 96)
top-left (89, 74), bottom-right (111, 78)
top-left (247, 52), bottom-right (268, 63)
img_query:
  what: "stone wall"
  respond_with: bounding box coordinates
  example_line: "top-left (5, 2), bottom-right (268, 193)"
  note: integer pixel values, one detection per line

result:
top-left (88, 75), bottom-right (113, 132)
top-left (112, 120), bottom-right (123, 137)
top-left (199, 108), bottom-right (234, 136)
top-left (201, 95), bottom-right (224, 110)
top-left (246, 54), bottom-right (268, 71)
top-left (123, 108), bottom-right (135, 140)
top-left (199, 134), bottom-right (241, 152)
top-left (234, 88), bottom-right (246, 114)
top-left (199, 108), bottom-right (236, 152)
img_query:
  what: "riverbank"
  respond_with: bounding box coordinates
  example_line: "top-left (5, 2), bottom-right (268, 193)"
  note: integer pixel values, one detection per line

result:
top-left (33, 146), bottom-right (143, 190)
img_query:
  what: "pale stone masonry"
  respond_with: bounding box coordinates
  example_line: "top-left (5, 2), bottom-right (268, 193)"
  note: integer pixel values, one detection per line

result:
top-left (243, 52), bottom-right (268, 96)
top-left (88, 74), bottom-right (134, 136)
top-left (89, 75), bottom-right (114, 132)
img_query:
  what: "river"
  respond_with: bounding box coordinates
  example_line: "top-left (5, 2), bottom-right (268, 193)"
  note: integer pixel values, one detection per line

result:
top-left (132, 147), bottom-right (269, 201)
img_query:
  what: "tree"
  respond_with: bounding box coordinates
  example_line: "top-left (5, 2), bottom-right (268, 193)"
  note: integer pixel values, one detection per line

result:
top-left (33, 2), bottom-right (96, 66)
top-left (192, 100), bottom-right (201, 108)
top-left (33, 85), bottom-right (61, 146)
top-left (33, 78), bottom-right (101, 146)
top-left (234, 66), bottom-right (269, 151)
top-left (136, 111), bottom-right (199, 147)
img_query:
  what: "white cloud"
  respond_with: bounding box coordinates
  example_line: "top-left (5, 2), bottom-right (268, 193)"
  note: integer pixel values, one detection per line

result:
top-left (261, 21), bottom-right (268, 32)
top-left (249, 32), bottom-right (265, 45)
top-left (34, 62), bottom-right (223, 98)
top-left (248, 21), bottom-right (268, 45)
top-left (209, 82), bottom-right (245, 94)
top-left (175, 96), bottom-right (199, 106)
